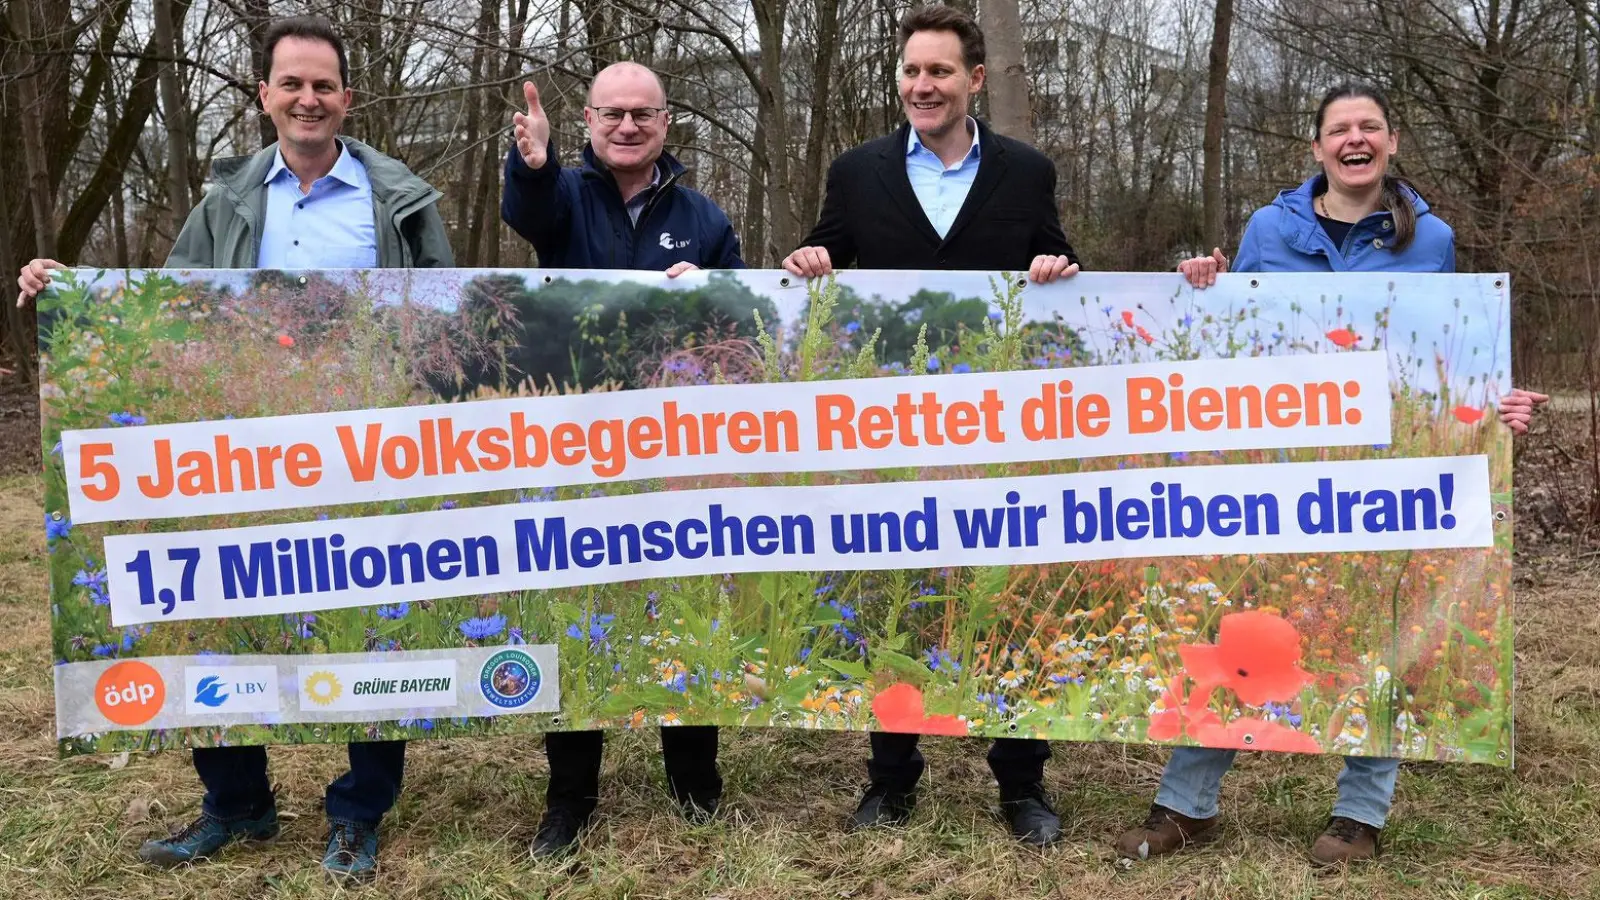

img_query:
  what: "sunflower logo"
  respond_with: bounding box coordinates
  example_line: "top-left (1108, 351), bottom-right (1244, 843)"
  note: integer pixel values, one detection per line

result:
top-left (304, 671), bottom-right (342, 706)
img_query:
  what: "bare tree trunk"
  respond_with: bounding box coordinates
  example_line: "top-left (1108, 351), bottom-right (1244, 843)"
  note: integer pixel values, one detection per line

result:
top-left (462, 0), bottom-right (495, 263)
top-left (799, 0), bottom-right (841, 230)
top-left (242, 0), bottom-right (276, 146)
top-left (744, 115), bottom-right (769, 265)
top-left (154, 0), bottom-right (195, 233)
top-left (752, 0), bottom-right (794, 262)
top-left (58, 0), bottom-right (191, 261)
top-left (1202, 0), bottom-right (1234, 247)
top-left (10, 0), bottom-right (58, 259)
top-left (980, 0), bottom-right (1031, 142)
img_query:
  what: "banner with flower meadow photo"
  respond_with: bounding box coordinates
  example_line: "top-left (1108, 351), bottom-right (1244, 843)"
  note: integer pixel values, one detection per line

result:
top-left (40, 267), bottom-right (1514, 766)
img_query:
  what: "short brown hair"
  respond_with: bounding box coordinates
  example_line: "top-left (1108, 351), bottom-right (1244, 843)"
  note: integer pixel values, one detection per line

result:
top-left (263, 16), bottom-right (348, 87)
top-left (898, 5), bottom-right (986, 70)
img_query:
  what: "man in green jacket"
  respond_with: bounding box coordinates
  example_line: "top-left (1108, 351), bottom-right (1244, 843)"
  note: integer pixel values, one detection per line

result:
top-left (17, 16), bottom-right (450, 884)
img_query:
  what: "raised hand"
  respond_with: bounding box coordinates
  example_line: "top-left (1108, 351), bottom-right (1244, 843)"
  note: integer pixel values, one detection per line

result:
top-left (512, 80), bottom-right (550, 169)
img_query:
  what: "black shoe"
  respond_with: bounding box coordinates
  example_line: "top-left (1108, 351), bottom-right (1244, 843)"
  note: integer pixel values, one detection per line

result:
top-left (529, 804), bottom-right (590, 859)
top-left (850, 783), bottom-right (915, 829)
top-left (676, 791), bottom-right (719, 824)
top-left (1000, 787), bottom-right (1062, 847)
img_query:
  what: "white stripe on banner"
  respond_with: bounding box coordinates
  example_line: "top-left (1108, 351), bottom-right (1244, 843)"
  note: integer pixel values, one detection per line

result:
top-left (63, 352), bottom-right (1391, 523)
top-left (102, 455), bottom-right (1492, 626)
top-left (54, 645), bottom-right (560, 737)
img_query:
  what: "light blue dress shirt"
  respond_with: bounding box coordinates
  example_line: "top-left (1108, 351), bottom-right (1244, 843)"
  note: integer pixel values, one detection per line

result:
top-left (906, 117), bottom-right (982, 238)
top-left (256, 143), bottom-right (379, 268)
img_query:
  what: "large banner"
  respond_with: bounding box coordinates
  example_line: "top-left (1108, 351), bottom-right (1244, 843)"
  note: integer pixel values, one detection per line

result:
top-left (41, 268), bottom-right (1513, 766)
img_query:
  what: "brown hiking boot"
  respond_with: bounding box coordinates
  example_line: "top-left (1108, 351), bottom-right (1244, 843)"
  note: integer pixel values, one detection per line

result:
top-left (1309, 816), bottom-right (1380, 866)
top-left (1114, 804), bottom-right (1219, 861)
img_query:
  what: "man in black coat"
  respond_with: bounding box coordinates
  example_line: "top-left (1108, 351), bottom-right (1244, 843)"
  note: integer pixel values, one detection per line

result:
top-left (782, 4), bottom-right (1078, 848)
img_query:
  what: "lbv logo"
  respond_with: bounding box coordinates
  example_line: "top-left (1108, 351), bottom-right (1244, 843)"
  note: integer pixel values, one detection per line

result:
top-left (193, 675), bottom-right (229, 707)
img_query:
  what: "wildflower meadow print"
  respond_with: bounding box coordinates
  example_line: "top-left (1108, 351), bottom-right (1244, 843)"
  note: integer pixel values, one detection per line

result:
top-left (41, 267), bottom-right (1514, 766)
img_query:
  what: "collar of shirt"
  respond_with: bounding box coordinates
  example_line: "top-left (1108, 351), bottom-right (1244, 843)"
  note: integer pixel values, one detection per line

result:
top-left (906, 117), bottom-right (981, 169)
top-left (263, 141), bottom-right (366, 190)
top-left (624, 162), bottom-right (664, 224)
top-left (624, 163), bottom-right (664, 209)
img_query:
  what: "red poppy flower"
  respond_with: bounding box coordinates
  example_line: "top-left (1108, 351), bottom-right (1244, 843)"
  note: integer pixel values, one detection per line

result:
top-left (1325, 328), bottom-right (1359, 348)
top-left (1146, 676), bottom-right (1222, 742)
top-left (1191, 717), bottom-right (1322, 754)
top-left (872, 683), bottom-right (968, 736)
top-left (1452, 405), bottom-right (1485, 424)
top-left (1177, 611), bottom-right (1312, 705)
top-left (1121, 310), bottom-right (1136, 327)
top-left (1136, 326), bottom-right (1154, 345)
top-left (277, 333), bottom-right (295, 348)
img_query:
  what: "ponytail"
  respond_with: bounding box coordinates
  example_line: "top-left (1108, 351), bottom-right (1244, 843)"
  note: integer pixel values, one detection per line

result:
top-left (1379, 175), bottom-right (1418, 251)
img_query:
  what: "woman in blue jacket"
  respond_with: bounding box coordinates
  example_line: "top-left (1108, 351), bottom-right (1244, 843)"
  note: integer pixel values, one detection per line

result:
top-left (1113, 82), bottom-right (1547, 867)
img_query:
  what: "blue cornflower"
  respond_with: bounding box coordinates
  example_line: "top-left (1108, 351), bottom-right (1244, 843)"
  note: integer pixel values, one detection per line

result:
top-left (1031, 356), bottom-right (1049, 367)
top-left (459, 614), bottom-right (506, 640)
top-left (398, 717), bottom-right (435, 731)
top-left (1181, 314), bottom-right (1194, 327)
top-left (799, 647), bottom-right (812, 661)
top-left (52, 441), bottom-right (62, 456)
top-left (507, 627), bottom-right (526, 645)
top-left (666, 671), bottom-right (688, 693)
top-left (91, 643), bottom-right (115, 658)
top-left (120, 629), bottom-right (139, 651)
top-left (73, 568), bottom-right (107, 591)
top-left (107, 412), bottom-right (147, 427)
top-left (377, 603), bottom-right (410, 620)
top-left (926, 355), bottom-right (941, 372)
top-left (45, 513), bottom-right (71, 543)
top-left (952, 362), bottom-right (972, 374)
top-left (988, 310), bottom-right (1003, 321)
top-left (977, 692), bottom-right (1011, 714)
top-left (565, 612), bottom-right (615, 647)
top-left (1047, 673), bottom-right (1084, 686)
top-left (814, 582), bottom-right (834, 597)
top-left (845, 321), bottom-right (861, 334)
top-left (645, 590), bottom-right (660, 619)
top-left (439, 500), bottom-right (458, 510)
top-left (923, 647), bottom-right (960, 673)
top-left (316, 513), bottom-right (331, 521)
top-left (1101, 305), bottom-right (1114, 316)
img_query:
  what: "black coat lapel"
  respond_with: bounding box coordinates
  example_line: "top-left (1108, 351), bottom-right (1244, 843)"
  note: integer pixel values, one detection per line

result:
top-left (876, 123), bottom-right (943, 246)
top-left (941, 120), bottom-right (1008, 248)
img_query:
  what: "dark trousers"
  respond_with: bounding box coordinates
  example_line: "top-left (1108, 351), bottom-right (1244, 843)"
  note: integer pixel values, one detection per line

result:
top-left (868, 733), bottom-right (1049, 798)
top-left (194, 740), bottom-right (407, 826)
top-left (545, 726), bottom-right (720, 812)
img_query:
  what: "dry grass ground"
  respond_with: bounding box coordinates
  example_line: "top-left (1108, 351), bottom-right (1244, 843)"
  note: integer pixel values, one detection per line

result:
top-left (3, 450), bottom-right (1599, 898)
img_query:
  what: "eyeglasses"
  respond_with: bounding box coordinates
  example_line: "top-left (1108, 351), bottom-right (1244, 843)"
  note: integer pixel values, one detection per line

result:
top-left (587, 105), bottom-right (667, 126)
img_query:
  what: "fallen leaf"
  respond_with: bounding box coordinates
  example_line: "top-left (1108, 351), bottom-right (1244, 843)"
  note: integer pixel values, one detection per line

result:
top-left (107, 751), bottom-right (130, 770)
top-left (123, 796), bottom-right (157, 826)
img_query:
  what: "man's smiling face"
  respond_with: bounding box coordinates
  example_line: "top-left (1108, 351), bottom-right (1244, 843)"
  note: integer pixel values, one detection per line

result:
top-left (259, 36), bottom-right (350, 157)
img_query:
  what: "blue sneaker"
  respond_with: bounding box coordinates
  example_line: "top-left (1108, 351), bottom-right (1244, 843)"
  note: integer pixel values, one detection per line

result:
top-left (138, 807), bottom-right (279, 867)
top-left (322, 819), bottom-right (380, 883)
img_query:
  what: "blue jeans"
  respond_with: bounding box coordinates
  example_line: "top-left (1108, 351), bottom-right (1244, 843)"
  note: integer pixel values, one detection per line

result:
top-left (1156, 747), bottom-right (1398, 828)
top-left (193, 741), bottom-right (406, 826)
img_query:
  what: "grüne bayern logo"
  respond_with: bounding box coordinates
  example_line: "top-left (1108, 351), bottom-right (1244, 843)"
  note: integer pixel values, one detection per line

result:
top-left (479, 649), bottom-right (542, 709)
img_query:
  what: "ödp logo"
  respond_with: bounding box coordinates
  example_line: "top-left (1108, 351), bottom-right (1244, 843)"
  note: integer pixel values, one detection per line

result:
top-left (95, 661), bottom-right (166, 726)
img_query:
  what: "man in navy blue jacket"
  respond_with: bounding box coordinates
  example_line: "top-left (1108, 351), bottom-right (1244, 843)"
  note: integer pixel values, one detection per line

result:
top-left (499, 61), bottom-right (738, 859)
top-left (501, 62), bottom-right (743, 272)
